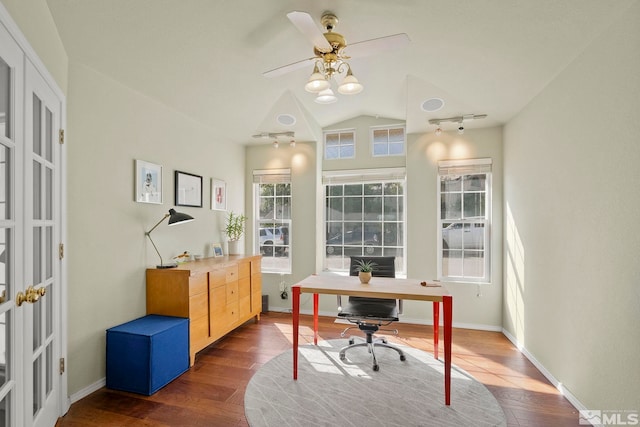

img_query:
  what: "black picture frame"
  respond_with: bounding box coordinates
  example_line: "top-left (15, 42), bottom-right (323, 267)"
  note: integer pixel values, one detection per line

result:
top-left (174, 170), bottom-right (203, 207)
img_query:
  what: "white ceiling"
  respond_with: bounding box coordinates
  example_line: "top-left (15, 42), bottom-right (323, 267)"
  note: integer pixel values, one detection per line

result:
top-left (46, 0), bottom-right (632, 144)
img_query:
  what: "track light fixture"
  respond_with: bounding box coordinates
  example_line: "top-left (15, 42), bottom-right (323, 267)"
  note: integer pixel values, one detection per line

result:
top-left (428, 114), bottom-right (487, 135)
top-left (252, 131), bottom-right (297, 149)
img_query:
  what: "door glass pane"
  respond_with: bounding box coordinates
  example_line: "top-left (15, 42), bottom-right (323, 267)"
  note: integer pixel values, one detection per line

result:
top-left (45, 108), bottom-right (52, 162)
top-left (0, 145), bottom-right (9, 220)
top-left (33, 354), bottom-right (42, 415)
top-left (45, 285), bottom-right (52, 337)
top-left (46, 343), bottom-right (53, 395)
top-left (33, 161), bottom-right (41, 220)
top-left (32, 94), bottom-right (41, 156)
top-left (0, 390), bottom-right (10, 427)
top-left (46, 226), bottom-right (52, 280)
top-left (33, 294), bottom-right (42, 350)
top-left (33, 227), bottom-right (41, 285)
top-left (0, 312), bottom-right (8, 389)
top-left (0, 57), bottom-right (9, 138)
top-left (46, 167), bottom-right (52, 220)
top-left (0, 229), bottom-right (10, 300)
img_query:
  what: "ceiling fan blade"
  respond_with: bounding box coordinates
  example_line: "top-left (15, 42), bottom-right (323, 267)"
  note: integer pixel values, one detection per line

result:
top-left (343, 33), bottom-right (410, 58)
top-left (263, 57), bottom-right (314, 78)
top-left (286, 11), bottom-right (332, 52)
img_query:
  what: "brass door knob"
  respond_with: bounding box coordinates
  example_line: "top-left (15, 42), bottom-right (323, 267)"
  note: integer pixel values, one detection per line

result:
top-left (16, 286), bottom-right (46, 307)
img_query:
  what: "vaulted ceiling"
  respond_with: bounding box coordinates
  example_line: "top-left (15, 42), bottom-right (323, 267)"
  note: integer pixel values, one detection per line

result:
top-left (46, 0), bottom-right (632, 144)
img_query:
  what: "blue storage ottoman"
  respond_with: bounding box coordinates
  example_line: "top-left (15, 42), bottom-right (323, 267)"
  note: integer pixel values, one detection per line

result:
top-left (106, 315), bottom-right (189, 395)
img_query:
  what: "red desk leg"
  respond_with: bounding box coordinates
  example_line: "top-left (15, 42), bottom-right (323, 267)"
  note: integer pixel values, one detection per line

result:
top-left (292, 285), bottom-right (300, 380)
top-left (433, 301), bottom-right (440, 359)
top-left (443, 295), bottom-right (453, 405)
top-left (313, 293), bottom-right (319, 345)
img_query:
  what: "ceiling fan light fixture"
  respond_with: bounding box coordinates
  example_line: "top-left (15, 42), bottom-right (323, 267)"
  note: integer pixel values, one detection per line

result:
top-left (315, 88), bottom-right (338, 104)
top-left (337, 68), bottom-right (363, 95)
top-left (304, 64), bottom-right (330, 93)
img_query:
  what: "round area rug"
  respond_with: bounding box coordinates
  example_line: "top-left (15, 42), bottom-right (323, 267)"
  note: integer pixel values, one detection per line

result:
top-left (245, 339), bottom-right (506, 427)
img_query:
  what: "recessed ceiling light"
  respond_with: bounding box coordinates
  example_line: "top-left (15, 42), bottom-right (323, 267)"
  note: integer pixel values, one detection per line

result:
top-left (421, 98), bottom-right (444, 112)
top-left (277, 114), bottom-right (296, 126)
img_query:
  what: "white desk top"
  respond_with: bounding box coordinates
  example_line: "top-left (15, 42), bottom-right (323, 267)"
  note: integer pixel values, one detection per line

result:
top-left (294, 274), bottom-right (449, 302)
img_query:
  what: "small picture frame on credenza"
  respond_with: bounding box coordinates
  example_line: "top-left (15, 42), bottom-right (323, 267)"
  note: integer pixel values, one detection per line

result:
top-left (212, 242), bottom-right (224, 257)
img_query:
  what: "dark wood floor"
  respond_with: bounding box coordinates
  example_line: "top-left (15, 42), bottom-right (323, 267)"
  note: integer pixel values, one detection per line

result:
top-left (56, 312), bottom-right (580, 426)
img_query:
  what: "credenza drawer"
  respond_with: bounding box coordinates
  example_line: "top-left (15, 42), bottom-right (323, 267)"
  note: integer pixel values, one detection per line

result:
top-left (225, 265), bottom-right (238, 283)
top-left (226, 281), bottom-right (238, 302)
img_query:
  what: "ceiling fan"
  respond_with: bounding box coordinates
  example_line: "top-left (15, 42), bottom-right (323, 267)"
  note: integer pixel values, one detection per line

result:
top-left (263, 11), bottom-right (410, 95)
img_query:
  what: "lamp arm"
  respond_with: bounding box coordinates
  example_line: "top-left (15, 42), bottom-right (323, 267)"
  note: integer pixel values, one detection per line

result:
top-left (146, 213), bottom-right (170, 235)
top-left (145, 213), bottom-right (170, 267)
top-left (146, 232), bottom-right (164, 267)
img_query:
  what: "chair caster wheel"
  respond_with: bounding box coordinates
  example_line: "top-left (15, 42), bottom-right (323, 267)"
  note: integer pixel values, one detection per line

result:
top-left (340, 354), bottom-right (346, 361)
top-left (348, 338), bottom-right (354, 345)
top-left (373, 365), bottom-right (379, 371)
top-left (400, 355), bottom-right (406, 361)
top-left (381, 338), bottom-right (388, 343)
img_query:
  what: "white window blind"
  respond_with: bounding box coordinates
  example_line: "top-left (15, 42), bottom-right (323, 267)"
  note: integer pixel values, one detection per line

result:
top-left (322, 167), bottom-right (406, 185)
top-left (253, 168), bottom-right (291, 184)
top-left (438, 158), bottom-right (492, 175)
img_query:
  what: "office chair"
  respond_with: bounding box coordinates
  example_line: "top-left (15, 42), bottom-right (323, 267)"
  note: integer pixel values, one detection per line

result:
top-left (337, 256), bottom-right (406, 371)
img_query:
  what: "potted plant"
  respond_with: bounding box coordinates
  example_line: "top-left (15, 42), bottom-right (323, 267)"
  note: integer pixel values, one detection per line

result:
top-left (225, 212), bottom-right (247, 255)
top-left (355, 259), bottom-right (377, 284)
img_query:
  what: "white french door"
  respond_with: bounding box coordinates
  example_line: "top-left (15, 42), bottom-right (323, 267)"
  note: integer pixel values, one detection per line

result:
top-left (0, 13), bottom-right (66, 427)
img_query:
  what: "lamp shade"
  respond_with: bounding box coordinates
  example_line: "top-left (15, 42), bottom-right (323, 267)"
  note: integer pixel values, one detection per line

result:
top-left (315, 88), bottom-right (338, 104)
top-left (167, 208), bottom-right (194, 226)
top-left (337, 69), bottom-right (363, 95)
top-left (304, 64), bottom-right (330, 93)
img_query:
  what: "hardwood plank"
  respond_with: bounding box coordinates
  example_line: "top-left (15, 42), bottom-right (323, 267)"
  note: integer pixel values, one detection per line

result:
top-left (56, 312), bottom-right (580, 426)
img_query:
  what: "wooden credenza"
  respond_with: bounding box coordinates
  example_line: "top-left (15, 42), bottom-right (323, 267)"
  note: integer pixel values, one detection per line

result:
top-left (146, 255), bottom-right (262, 366)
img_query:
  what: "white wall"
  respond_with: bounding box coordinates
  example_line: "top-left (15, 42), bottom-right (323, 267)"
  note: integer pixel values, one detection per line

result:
top-left (65, 62), bottom-right (245, 394)
top-left (503, 0), bottom-right (640, 410)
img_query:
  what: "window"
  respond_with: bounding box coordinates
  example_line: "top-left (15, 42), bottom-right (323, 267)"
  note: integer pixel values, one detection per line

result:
top-left (324, 129), bottom-right (355, 159)
top-left (324, 168), bottom-right (406, 274)
top-left (253, 169), bottom-right (291, 274)
top-left (372, 126), bottom-right (405, 156)
top-left (437, 159), bottom-right (492, 283)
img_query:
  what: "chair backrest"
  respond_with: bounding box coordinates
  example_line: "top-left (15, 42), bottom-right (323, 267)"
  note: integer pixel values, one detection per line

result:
top-left (349, 256), bottom-right (396, 278)
top-left (344, 255), bottom-right (401, 316)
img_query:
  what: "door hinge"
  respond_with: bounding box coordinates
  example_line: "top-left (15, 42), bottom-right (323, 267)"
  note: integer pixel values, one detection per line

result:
top-left (59, 357), bottom-right (65, 375)
top-left (59, 129), bottom-right (65, 144)
top-left (59, 243), bottom-right (64, 260)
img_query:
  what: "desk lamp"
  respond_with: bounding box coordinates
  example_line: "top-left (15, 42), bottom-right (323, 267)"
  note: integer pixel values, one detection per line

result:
top-left (146, 208), bottom-right (194, 268)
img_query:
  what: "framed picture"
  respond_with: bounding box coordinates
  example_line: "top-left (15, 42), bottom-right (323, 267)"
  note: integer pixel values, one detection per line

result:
top-left (175, 170), bottom-right (203, 207)
top-left (135, 160), bottom-right (162, 204)
top-left (211, 179), bottom-right (226, 211)
top-left (212, 242), bottom-right (224, 257)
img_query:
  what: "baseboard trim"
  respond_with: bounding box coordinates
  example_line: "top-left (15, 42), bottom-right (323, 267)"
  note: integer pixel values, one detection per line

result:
top-left (70, 378), bottom-right (105, 404)
top-left (501, 328), bottom-right (589, 423)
